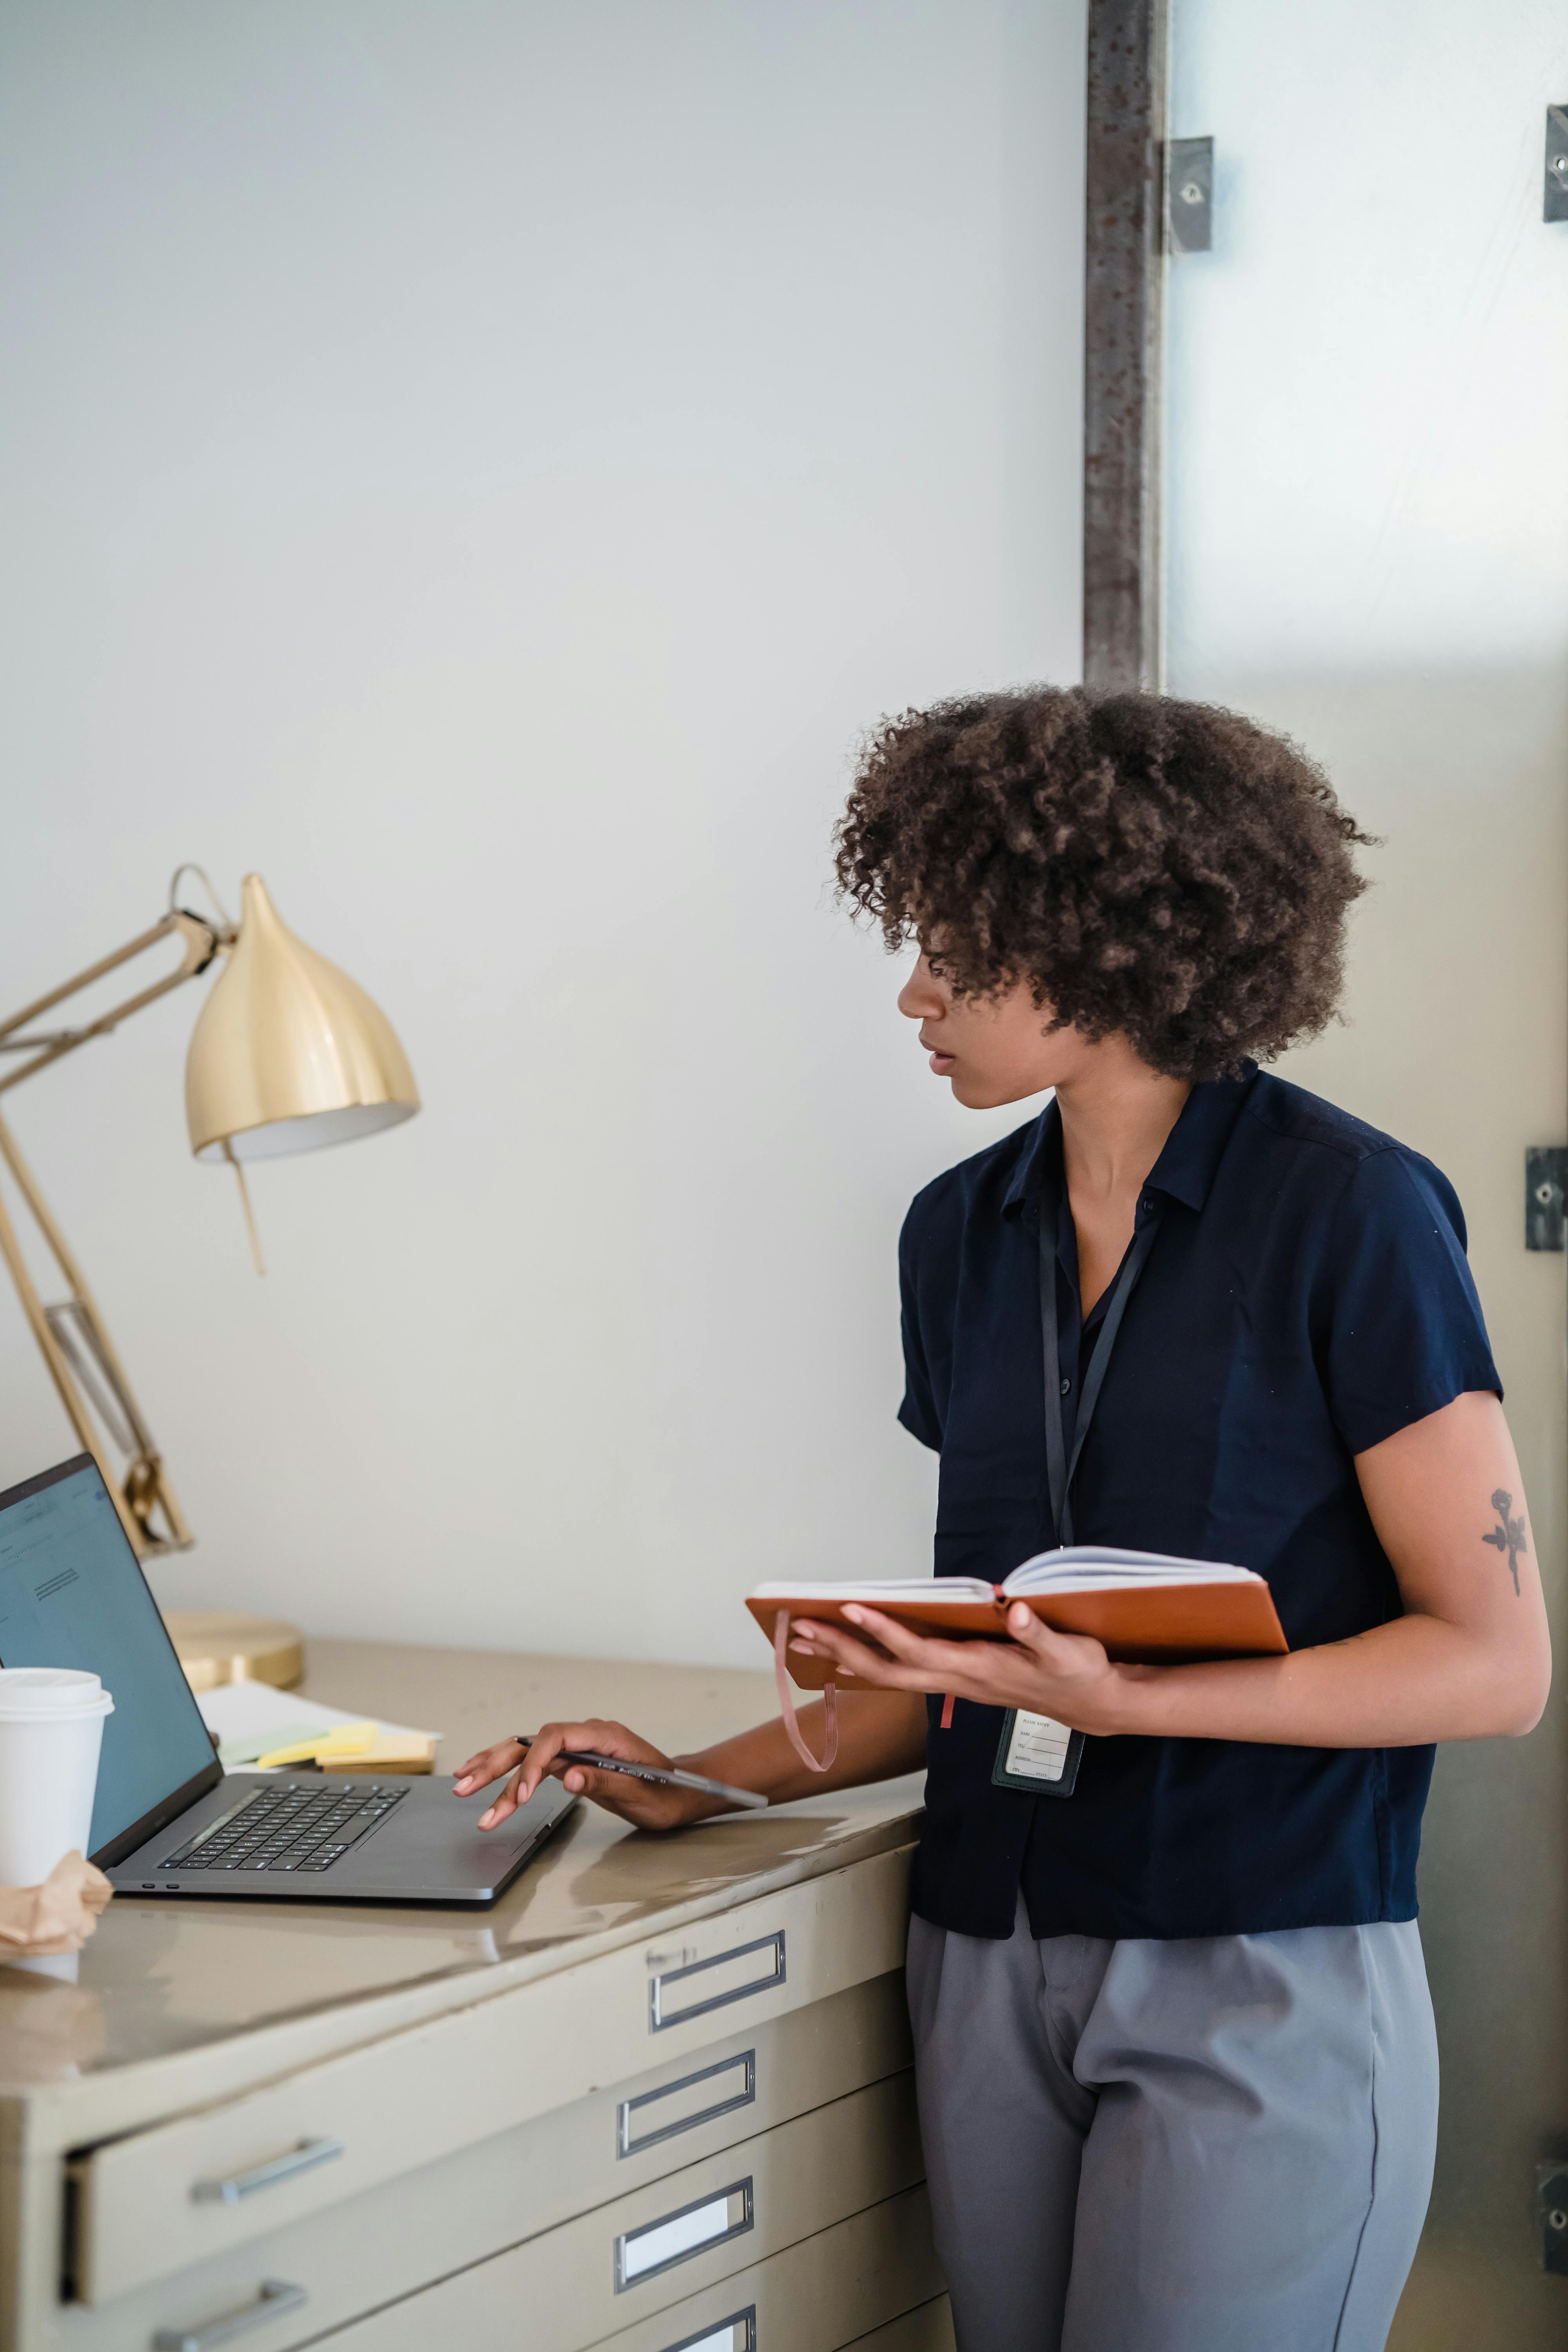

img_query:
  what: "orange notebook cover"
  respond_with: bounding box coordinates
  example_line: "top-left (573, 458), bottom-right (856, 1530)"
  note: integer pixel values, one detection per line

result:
top-left (748, 1548), bottom-right (1288, 1692)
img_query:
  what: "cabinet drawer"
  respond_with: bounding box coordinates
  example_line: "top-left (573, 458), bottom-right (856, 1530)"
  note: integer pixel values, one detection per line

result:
top-left (294, 2072), bottom-right (923, 2352)
top-left (69, 1843), bottom-right (913, 2306)
top-left (320, 2174), bottom-right (940, 2352)
top-left (59, 1976), bottom-right (913, 2352)
top-left (592, 2212), bottom-right (949, 2352)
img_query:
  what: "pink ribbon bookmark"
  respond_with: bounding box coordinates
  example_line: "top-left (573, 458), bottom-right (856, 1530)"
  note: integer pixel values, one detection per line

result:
top-left (773, 1610), bottom-right (840, 1773)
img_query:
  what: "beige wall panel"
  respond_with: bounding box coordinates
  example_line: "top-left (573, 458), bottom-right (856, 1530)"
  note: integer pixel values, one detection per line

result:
top-left (1167, 2), bottom-right (1568, 2336)
top-left (0, 0), bottom-right (1089, 1670)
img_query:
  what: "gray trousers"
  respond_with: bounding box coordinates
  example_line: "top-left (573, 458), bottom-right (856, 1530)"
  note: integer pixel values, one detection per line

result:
top-left (906, 1895), bottom-right (1439, 2352)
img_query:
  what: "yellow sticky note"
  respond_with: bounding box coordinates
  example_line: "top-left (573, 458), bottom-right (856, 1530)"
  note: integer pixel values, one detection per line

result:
top-left (318, 1732), bottom-right (437, 1775)
top-left (255, 1721), bottom-right (377, 1770)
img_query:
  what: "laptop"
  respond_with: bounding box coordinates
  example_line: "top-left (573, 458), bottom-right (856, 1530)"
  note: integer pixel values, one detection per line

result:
top-left (0, 1454), bottom-right (575, 1905)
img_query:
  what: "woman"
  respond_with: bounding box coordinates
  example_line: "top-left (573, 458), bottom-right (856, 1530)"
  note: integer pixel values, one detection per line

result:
top-left (457, 689), bottom-right (1550, 2352)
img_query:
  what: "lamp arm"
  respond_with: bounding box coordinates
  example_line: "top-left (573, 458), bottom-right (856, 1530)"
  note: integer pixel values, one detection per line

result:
top-left (0, 909), bottom-right (225, 1098)
top-left (0, 1114), bottom-right (191, 1556)
top-left (0, 899), bottom-right (226, 1557)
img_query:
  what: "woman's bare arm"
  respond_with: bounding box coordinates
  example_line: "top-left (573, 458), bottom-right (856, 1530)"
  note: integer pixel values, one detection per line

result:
top-left (454, 1689), bottom-right (928, 1833)
top-left (787, 1392), bottom-right (1552, 1749)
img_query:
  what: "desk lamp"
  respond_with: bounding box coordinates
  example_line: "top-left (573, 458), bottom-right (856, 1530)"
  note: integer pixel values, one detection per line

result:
top-left (0, 869), bottom-right (418, 1688)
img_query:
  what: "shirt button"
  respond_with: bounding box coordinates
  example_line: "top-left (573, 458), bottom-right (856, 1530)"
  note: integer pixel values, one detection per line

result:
top-left (1060, 1376), bottom-right (1072, 1394)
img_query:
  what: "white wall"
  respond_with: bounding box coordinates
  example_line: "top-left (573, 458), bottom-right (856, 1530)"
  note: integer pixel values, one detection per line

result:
top-left (1165, 4), bottom-right (1568, 2340)
top-left (0, 1), bottom-right (1087, 1668)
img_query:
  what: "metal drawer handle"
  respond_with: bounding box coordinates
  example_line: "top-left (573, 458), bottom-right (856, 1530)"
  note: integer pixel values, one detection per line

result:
top-left (192, 2137), bottom-right (345, 2205)
top-left (649, 1932), bottom-right (785, 2031)
top-left (153, 2278), bottom-right (307, 2350)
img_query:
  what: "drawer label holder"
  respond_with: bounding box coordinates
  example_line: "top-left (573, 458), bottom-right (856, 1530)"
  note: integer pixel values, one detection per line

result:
top-left (648, 1933), bottom-right (786, 2032)
top-left (619, 2051), bottom-right (757, 2156)
top-left (660, 2308), bottom-right (757, 2352)
top-left (615, 2178), bottom-right (755, 2291)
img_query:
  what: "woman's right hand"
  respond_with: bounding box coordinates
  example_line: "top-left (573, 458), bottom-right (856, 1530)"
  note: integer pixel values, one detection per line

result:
top-left (453, 1719), bottom-right (714, 1834)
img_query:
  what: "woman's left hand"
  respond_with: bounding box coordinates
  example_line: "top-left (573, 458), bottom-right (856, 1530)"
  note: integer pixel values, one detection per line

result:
top-left (789, 1602), bottom-right (1133, 1734)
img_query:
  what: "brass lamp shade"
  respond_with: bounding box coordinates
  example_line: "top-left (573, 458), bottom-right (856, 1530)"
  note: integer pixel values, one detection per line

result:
top-left (185, 875), bottom-right (419, 1163)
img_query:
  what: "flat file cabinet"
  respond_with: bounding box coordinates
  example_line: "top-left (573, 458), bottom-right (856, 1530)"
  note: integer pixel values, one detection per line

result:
top-left (0, 1641), bottom-right (949, 2352)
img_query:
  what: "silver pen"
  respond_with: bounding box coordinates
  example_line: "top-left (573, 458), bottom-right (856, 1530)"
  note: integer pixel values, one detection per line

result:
top-left (513, 1735), bottom-right (768, 1811)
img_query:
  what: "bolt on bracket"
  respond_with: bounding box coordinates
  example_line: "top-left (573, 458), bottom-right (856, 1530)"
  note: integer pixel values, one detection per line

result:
top-left (1546, 107), bottom-right (1568, 222)
top-left (1167, 136), bottom-right (1213, 253)
top-left (1536, 2162), bottom-right (1568, 2274)
top-left (1525, 1148), bottom-right (1566, 1251)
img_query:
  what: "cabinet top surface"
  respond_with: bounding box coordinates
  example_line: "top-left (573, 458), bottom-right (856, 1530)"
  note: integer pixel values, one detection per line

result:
top-left (0, 1640), bottom-right (923, 2111)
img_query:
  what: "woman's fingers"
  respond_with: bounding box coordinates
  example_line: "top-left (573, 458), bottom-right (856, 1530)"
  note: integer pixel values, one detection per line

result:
top-left (477, 1764), bottom-right (527, 1828)
top-left (999, 1603), bottom-right (1104, 1671)
top-left (844, 1606), bottom-right (946, 1662)
top-left (790, 1605), bottom-right (1115, 1716)
top-left (851, 1612), bottom-right (1004, 1694)
top-left (465, 1720), bottom-right (682, 1830)
top-left (1000, 1606), bottom-right (1113, 1681)
top-left (452, 1739), bottom-right (525, 1798)
top-left (791, 1610), bottom-right (952, 1691)
top-left (551, 1760), bottom-right (651, 1810)
top-left (510, 1723), bottom-right (573, 1806)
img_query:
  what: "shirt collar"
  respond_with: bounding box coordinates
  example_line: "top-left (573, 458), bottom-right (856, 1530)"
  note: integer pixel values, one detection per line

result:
top-left (1001, 1097), bottom-right (1063, 1220)
top-left (1144, 1063), bottom-right (1258, 1211)
top-left (1001, 1062), bottom-right (1258, 1221)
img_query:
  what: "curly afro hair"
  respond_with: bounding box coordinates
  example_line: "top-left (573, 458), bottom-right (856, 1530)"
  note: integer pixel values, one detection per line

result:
top-left (833, 686), bottom-right (1372, 1083)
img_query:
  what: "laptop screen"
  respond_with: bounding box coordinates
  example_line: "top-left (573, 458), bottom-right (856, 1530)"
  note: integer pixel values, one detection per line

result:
top-left (0, 1455), bottom-right (218, 1857)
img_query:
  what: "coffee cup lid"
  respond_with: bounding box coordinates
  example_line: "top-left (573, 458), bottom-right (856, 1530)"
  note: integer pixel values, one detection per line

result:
top-left (0, 1668), bottom-right (114, 1721)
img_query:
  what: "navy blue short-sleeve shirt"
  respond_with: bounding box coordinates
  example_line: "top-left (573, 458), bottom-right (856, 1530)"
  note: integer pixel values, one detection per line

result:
top-left (898, 1064), bottom-right (1501, 1941)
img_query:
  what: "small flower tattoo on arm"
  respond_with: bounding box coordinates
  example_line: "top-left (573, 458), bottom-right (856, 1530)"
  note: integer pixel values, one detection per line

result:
top-left (1482, 1489), bottom-right (1528, 1595)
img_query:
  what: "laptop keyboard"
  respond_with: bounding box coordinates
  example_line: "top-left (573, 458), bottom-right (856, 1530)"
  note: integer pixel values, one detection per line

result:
top-left (160, 1782), bottom-right (408, 1875)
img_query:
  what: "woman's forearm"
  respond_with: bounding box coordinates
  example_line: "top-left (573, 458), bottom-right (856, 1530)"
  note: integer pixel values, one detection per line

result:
top-left (791, 1575), bottom-right (1550, 1758)
top-left (1107, 1612), bottom-right (1548, 1746)
top-left (458, 1689), bottom-right (929, 1837)
top-left (678, 1690), bottom-right (928, 1808)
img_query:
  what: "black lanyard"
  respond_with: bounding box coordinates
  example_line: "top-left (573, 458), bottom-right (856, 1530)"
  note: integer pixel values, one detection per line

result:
top-left (990, 1190), bottom-right (1161, 1802)
top-left (1039, 1196), bottom-right (1160, 1547)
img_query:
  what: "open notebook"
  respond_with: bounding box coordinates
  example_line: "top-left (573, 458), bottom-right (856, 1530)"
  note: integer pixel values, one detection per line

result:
top-left (748, 1546), bottom-right (1288, 1691)
top-left (748, 1546), bottom-right (1288, 1777)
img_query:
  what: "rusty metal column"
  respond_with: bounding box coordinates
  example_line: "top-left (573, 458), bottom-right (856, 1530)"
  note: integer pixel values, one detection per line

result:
top-left (1083, 0), bottom-right (1169, 690)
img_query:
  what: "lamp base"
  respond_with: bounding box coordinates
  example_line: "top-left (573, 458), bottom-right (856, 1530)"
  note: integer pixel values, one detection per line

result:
top-left (163, 1609), bottom-right (305, 1693)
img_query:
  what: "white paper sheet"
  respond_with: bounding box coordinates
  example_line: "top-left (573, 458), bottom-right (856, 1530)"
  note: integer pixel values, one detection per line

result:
top-left (196, 1680), bottom-right (437, 1750)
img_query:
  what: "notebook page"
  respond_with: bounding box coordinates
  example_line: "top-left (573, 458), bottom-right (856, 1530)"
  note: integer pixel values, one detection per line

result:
top-left (1002, 1547), bottom-right (1259, 1594)
top-left (750, 1578), bottom-right (997, 1602)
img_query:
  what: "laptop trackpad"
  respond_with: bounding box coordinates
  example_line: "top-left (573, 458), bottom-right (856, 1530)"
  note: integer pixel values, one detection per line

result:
top-left (353, 1779), bottom-right (573, 1886)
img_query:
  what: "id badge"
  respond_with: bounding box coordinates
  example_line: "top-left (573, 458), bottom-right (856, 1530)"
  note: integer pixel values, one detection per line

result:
top-left (991, 1709), bottom-right (1084, 1798)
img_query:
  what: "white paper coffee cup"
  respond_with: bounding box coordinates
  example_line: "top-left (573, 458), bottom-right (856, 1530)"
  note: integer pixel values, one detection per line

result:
top-left (0, 1669), bottom-right (114, 1888)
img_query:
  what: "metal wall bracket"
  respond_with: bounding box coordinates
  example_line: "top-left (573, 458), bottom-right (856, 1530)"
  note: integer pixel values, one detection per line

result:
top-left (1536, 2163), bottom-right (1568, 2274)
top-left (1168, 136), bottom-right (1213, 252)
top-left (1545, 107), bottom-right (1568, 222)
top-left (1524, 1148), bottom-right (1566, 1251)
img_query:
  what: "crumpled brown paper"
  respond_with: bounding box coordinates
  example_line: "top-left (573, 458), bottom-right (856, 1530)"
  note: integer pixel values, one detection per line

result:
top-left (0, 1852), bottom-right (113, 1955)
